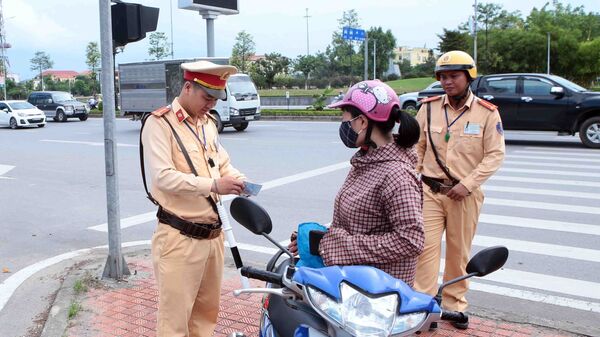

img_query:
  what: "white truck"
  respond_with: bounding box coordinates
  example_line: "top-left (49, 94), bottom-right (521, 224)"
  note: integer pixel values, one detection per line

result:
top-left (119, 58), bottom-right (261, 132)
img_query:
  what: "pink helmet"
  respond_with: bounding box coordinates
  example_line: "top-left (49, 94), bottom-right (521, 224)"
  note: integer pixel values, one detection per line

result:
top-left (328, 80), bottom-right (400, 122)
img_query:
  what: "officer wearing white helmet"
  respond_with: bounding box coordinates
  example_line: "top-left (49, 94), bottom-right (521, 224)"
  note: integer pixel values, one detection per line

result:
top-left (413, 50), bottom-right (505, 330)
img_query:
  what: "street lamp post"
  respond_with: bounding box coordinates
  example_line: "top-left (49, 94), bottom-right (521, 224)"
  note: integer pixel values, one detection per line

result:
top-left (473, 0), bottom-right (478, 64)
top-left (304, 8), bottom-right (310, 56)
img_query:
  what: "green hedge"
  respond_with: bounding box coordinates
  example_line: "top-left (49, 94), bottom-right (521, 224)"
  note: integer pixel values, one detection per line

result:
top-left (261, 109), bottom-right (342, 116)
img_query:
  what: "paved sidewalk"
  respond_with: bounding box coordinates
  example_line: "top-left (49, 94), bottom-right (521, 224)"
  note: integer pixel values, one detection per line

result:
top-left (46, 253), bottom-right (580, 337)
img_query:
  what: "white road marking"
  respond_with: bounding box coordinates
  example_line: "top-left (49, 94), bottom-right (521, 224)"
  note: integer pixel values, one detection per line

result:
top-left (4, 239), bottom-right (599, 314)
top-left (515, 150), bottom-right (600, 157)
top-left (486, 198), bottom-right (600, 215)
top-left (88, 162), bottom-right (351, 232)
top-left (40, 139), bottom-right (138, 147)
top-left (478, 214), bottom-right (600, 236)
top-left (483, 185), bottom-right (600, 200)
top-left (489, 175), bottom-right (600, 188)
top-left (500, 167), bottom-right (599, 178)
top-left (524, 147), bottom-right (600, 154)
top-left (507, 154), bottom-right (600, 163)
top-left (503, 160), bottom-right (590, 170)
top-left (0, 164), bottom-right (15, 180)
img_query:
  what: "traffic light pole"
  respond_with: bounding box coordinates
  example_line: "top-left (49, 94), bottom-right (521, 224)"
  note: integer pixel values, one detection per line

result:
top-left (99, 0), bottom-right (130, 280)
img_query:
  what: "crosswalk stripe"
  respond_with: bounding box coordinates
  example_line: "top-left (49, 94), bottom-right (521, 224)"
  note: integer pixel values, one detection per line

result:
top-left (486, 198), bottom-right (600, 215)
top-left (470, 235), bottom-right (600, 263)
top-left (483, 185), bottom-right (600, 200)
top-left (515, 150), bottom-right (600, 157)
top-left (524, 146), bottom-right (600, 154)
top-left (490, 175), bottom-right (600, 188)
top-left (469, 282), bottom-right (600, 313)
top-left (503, 160), bottom-right (590, 170)
top-left (507, 154), bottom-right (600, 163)
top-left (500, 167), bottom-right (599, 178)
top-left (478, 214), bottom-right (600, 236)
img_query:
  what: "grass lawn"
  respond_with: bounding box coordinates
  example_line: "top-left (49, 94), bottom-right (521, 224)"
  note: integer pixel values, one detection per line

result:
top-left (385, 77), bottom-right (437, 94)
top-left (258, 77), bottom-right (436, 97)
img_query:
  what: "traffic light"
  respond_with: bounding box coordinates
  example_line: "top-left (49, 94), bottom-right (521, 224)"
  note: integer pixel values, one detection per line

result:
top-left (111, 2), bottom-right (159, 48)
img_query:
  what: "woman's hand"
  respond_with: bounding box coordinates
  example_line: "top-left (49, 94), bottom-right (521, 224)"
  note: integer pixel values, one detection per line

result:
top-left (287, 231), bottom-right (298, 256)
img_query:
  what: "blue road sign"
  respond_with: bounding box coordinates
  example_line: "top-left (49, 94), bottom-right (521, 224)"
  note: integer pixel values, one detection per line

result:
top-left (342, 27), bottom-right (366, 41)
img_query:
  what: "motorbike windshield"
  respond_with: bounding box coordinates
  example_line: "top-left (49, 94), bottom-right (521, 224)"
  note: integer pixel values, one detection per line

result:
top-left (294, 265), bottom-right (439, 314)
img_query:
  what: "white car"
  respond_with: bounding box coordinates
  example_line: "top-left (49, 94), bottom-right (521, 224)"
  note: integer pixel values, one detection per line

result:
top-left (398, 81), bottom-right (441, 112)
top-left (0, 100), bottom-right (47, 129)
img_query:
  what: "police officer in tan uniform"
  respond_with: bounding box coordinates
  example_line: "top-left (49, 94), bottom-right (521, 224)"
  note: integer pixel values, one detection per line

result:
top-left (413, 51), bottom-right (505, 329)
top-left (141, 60), bottom-right (246, 337)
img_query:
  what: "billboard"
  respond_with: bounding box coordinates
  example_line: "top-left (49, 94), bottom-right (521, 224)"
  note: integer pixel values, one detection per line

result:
top-left (178, 0), bottom-right (238, 14)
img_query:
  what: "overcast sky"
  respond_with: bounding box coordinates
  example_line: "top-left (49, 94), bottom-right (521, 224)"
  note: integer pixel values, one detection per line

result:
top-left (4, 0), bottom-right (598, 80)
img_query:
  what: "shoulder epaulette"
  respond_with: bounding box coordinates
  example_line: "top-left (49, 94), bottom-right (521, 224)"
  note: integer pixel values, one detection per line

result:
top-left (476, 98), bottom-right (497, 111)
top-left (206, 113), bottom-right (216, 122)
top-left (151, 106), bottom-right (171, 117)
top-left (420, 95), bottom-right (442, 104)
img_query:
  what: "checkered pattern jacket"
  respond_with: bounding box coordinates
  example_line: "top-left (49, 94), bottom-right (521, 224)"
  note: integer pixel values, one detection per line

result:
top-left (319, 143), bottom-right (424, 286)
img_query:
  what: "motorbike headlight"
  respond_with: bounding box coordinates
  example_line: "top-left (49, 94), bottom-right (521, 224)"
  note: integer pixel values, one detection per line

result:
top-left (391, 312), bottom-right (427, 335)
top-left (306, 286), bottom-right (342, 324)
top-left (229, 107), bottom-right (239, 116)
top-left (340, 282), bottom-right (398, 337)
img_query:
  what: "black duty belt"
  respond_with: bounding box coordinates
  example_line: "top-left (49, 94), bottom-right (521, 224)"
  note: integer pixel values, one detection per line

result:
top-left (157, 207), bottom-right (222, 240)
top-left (422, 175), bottom-right (457, 195)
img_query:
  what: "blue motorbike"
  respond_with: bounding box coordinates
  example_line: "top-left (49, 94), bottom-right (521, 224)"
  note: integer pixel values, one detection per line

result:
top-left (229, 197), bottom-right (509, 337)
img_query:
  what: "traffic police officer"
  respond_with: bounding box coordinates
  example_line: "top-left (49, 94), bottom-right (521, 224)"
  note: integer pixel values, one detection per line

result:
top-left (413, 51), bottom-right (505, 329)
top-left (141, 60), bottom-right (246, 337)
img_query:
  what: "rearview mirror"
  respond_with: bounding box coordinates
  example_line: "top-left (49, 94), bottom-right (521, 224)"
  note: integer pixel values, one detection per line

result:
top-left (550, 86), bottom-right (564, 97)
top-left (230, 197), bottom-right (273, 235)
top-left (466, 246), bottom-right (509, 277)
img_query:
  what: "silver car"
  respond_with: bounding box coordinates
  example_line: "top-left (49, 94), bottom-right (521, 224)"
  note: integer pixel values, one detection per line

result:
top-left (398, 81), bottom-right (441, 112)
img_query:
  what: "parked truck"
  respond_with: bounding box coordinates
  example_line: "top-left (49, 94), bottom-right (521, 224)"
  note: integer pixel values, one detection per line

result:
top-left (119, 57), bottom-right (261, 132)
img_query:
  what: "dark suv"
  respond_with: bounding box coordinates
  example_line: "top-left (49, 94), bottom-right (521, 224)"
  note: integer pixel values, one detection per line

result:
top-left (418, 73), bottom-right (600, 148)
top-left (27, 91), bottom-right (89, 122)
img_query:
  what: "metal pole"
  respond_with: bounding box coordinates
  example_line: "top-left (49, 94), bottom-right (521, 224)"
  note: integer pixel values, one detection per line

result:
top-left (473, 0), bottom-right (478, 64)
top-left (547, 32), bottom-right (550, 74)
top-left (364, 35), bottom-right (368, 81)
top-left (170, 0), bottom-right (174, 59)
top-left (206, 17), bottom-right (215, 57)
top-left (0, 0), bottom-right (5, 100)
top-left (40, 66), bottom-right (44, 91)
top-left (304, 8), bottom-right (310, 56)
top-left (373, 40), bottom-right (376, 80)
top-left (99, 0), bottom-right (129, 280)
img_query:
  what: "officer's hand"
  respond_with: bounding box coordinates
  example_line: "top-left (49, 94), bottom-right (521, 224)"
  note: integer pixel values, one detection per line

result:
top-left (288, 231), bottom-right (298, 256)
top-left (446, 183), bottom-right (470, 201)
top-left (212, 176), bottom-right (245, 195)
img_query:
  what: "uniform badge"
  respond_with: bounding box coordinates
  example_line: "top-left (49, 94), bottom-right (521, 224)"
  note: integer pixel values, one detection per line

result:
top-left (176, 109), bottom-right (185, 122)
top-left (496, 122), bottom-right (504, 135)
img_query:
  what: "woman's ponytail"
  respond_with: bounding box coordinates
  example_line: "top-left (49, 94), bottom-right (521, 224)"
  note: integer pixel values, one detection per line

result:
top-left (394, 107), bottom-right (420, 148)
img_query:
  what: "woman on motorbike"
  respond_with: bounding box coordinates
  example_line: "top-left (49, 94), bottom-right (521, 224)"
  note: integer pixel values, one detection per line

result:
top-left (290, 80), bottom-right (425, 286)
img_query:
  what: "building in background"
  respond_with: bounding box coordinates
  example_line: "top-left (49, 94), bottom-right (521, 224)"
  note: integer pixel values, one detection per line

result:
top-left (395, 46), bottom-right (433, 67)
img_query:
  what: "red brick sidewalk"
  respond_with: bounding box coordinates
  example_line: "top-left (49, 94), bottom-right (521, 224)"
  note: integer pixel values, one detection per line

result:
top-left (64, 259), bottom-right (575, 337)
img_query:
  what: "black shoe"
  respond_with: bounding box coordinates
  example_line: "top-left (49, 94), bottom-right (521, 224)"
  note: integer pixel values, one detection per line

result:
top-left (429, 322), bottom-right (438, 330)
top-left (451, 313), bottom-right (469, 330)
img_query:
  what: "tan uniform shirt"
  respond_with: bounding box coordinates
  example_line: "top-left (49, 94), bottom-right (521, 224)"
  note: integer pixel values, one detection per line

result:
top-left (415, 92), bottom-right (505, 192)
top-left (142, 98), bottom-right (245, 223)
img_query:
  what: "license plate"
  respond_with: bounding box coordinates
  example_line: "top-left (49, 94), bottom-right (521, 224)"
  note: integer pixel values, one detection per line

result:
top-left (245, 116), bottom-right (254, 121)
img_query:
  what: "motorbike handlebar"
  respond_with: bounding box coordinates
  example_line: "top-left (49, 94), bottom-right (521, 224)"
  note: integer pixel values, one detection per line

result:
top-left (241, 266), bottom-right (283, 286)
top-left (441, 310), bottom-right (468, 323)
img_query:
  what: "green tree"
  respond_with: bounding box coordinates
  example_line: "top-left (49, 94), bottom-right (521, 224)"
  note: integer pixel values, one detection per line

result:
top-left (437, 29), bottom-right (470, 53)
top-left (326, 10), bottom-right (362, 78)
top-left (30, 51), bottom-right (53, 90)
top-left (148, 32), bottom-right (170, 60)
top-left (254, 53), bottom-right (290, 88)
top-left (231, 31), bottom-right (255, 73)
top-left (359, 27), bottom-right (396, 79)
top-left (576, 37), bottom-right (600, 84)
top-left (85, 42), bottom-right (101, 76)
top-left (293, 55), bottom-right (317, 89)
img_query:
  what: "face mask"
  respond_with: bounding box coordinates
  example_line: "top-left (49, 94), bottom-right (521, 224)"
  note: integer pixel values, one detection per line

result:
top-left (339, 116), bottom-right (360, 148)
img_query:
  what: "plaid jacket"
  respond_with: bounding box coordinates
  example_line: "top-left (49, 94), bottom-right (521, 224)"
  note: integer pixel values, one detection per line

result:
top-left (319, 142), bottom-right (424, 286)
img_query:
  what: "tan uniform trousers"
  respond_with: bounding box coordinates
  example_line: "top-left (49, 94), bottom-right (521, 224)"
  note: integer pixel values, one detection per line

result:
top-left (152, 222), bottom-right (225, 337)
top-left (414, 187), bottom-right (484, 312)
